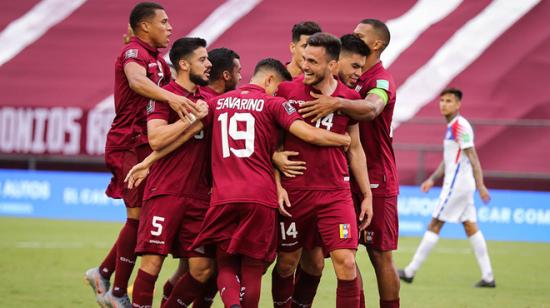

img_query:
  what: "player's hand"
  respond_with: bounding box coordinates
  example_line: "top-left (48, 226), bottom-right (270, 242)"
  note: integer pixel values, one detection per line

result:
top-left (123, 23), bottom-right (134, 44)
top-left (124, 162), bottom-right (150, 189)
top-left (277, 186), bottom-right (292, 217)
top-left (299, 92), bottom-right (340, 122)
top-left (195, 99), bottom-right (209, 120)
top-left (272, 151), bottom-right (306, 178)
top-left (167, 94), bottom-right (201, 122)
top-left (358, 194), bottom-right (373, 231)
top-left (478, 185), bottom-right (491, 204)
top-left (343, 132), bottom-right (351, 152)
top-left (420, 178), bottom-right (434, 193)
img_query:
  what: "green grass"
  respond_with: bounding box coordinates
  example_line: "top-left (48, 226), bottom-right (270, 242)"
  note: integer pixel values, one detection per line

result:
top-left (1, 217), bottom-right (549, 307)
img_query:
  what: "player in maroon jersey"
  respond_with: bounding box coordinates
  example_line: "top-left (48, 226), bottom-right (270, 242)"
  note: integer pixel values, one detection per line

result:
top-left (271, 33), bottom-right (372, 308)
top-left (286, 21), bottom-right (322, 79)
top-left (84, 3), bottom-right (201, 307)
top-left (298, 19), bottom-right (401, 308)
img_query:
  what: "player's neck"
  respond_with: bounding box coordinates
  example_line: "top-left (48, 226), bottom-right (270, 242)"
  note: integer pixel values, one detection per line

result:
top-left (445, 112), bottom-right (459, 123)
top-left (313, 76), bottom-right (338, 96)
top-left (175, 75), bottom-right (197, 94)
top-left (362, 56), bottom-right (380, 73)
top-left (287, 61), bottom-right (302, 78)
top-left (135, 33), bottom-right (157, 50)
top-left (207, 81), bottom-right (225, 95)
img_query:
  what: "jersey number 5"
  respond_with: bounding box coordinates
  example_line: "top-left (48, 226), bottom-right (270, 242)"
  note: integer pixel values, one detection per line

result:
top-left (218, 112), bottom-right (255, 158)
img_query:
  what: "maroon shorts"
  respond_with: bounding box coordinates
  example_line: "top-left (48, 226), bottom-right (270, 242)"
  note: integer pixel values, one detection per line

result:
top-left (353, 192), bottom-right (398, 251)
top-left (136, 195), bottom-right (213, 258)
top-left (105, 144), bottom-right (151, 208)
top-left (193, 203), bottom-right (277, 262)
top-left (278, 190), bottom-right (358, 253)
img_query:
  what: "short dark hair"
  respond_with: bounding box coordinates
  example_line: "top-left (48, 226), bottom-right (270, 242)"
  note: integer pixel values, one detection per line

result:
top-left (291, 21), bottom-right (322, 42)
top-left (360, 18), bottom-right (391, 49)
top-left (129, 2), bottom-right (164, 32)
top-left (169, 37), bottom-right (207, 71)
top-left (340, 34), bottom-right (370, 57)
top-left (254, 58), bottom-right (292, 81)
top-left (440, 87), bottom-right (463, 100)
top-left (208, 48), bottom-right (240, 81)
top-left (306, 32), bottom-right (341, 61)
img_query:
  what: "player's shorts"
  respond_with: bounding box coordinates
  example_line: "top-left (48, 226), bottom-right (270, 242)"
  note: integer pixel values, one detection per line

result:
top-left (278, 189), bottom-right (358, 254)
top-left (353, 192), bottom-right (398, 251)
top-left (193, 203), bottom-right (277, 262)
top-left (105, 144), bottom-right (151, 208)
top-left (135, 194), bottom-right (213, 258)
top-left (432, 187), bottom-right (476, 223)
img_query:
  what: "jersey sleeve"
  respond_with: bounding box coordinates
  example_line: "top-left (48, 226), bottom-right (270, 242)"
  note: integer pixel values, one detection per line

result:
top-left (454, 118), bottom-right (474, 149)
top-left (200, 98), bottom-right (216, 128)
top-left (121, 45), bottom-right (148, 68)
top-left (147, 100), bottom-right (171, 121)
top-left (270, 98), bottom-right (302, 130)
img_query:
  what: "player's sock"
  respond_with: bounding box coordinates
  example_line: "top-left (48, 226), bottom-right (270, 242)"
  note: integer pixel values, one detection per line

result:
top-left (240, 256), bottom-right (266, 308)
top-left (132, 269), bottom-right (158, 307)
top-left (162, 273), bottom-right (205, 308)
top-left (336, 278), bottom-right (360, 307)
top-left (193, 274), bottom-right (218, 308)
top-left (272, 267), bottom-right (294, 307)
top-left (356, 264), bottom-right (366, 308)
top-left (469, 231), bottom-right (494, 281)
top-left (404, 230), bottom-right (439, 277)
top-left (291, 268), bottom-right (321, 308)
top-left (99, 241), bottom-right (117, 279)
top-left (380, 298), bottom-right (400, 308)
top-left (216, 248), bottom-right (241, 307)
top-left (112, 218), bottom-right (139, 297)
top-left (161, 280), bottom-right (174, 307)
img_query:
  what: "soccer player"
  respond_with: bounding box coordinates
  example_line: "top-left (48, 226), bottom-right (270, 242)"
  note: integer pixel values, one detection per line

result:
top-left (272, 32), bottom-right (372, 308)
top-left (398, 88), bottom-right (495, 288)
top-left (85, 3), bottom-right (200, 307)
top-left (298, 19), bottom-right (400, 307)
top-left (337, 34), bottom-right (370, 89)
top-left (286, 21), bottom-right (322, 78)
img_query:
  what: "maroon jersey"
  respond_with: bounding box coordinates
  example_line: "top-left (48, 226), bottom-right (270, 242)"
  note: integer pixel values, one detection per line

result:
top-left (106, 37), bottom-right (171, 149)
top-left (200, 85), bottom-right (223, 98)
top-left (353, 61), bottom-right (398, 197)
top-left (203, 84), bottom-right (301, 208)
top-left (278, 79), bottom-right (360, 190)
top-left (143, 81), bottom-right (214, 201)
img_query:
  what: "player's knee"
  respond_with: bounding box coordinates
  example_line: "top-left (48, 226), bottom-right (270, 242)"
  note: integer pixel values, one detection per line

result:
top-left (331, 250), bottom-right (356, 277)
top-left (368, 249), bottom-right (392, 268)
top-left (140, 255), bottom-right (164, 275)
top-left (276, 254), bottom-right (300, 277)
top-left (300, 257), bottom-right (324, 276)
top-left (189, 258), bottom-right (214, 283)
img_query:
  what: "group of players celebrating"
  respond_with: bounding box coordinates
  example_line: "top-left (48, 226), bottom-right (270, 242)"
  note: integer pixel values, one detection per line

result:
top-left (85, 2), bottom-right (402, 308)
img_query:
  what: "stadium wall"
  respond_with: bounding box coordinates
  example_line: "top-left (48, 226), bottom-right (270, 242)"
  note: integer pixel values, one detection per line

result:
top-left (0, 169), bottom-right (549, 243)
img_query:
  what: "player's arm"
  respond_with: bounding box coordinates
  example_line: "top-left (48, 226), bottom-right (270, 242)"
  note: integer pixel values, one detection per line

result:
top-left (147, 117), bottom-right (195, 151)
top-left (124, 62), bottom-right (200, 119)
top-left (464, 147), bottom-right (491, 204)
top-left (346, 124), bottom-right (373, 230)
top-left (420, 160), bottom-right (445, 193)
top-left (274, 169), bottom-right (292, 217)
top-left (288, 120), bottom-right (351, 147)
top-left (300, 91), bottom-right (386, 122)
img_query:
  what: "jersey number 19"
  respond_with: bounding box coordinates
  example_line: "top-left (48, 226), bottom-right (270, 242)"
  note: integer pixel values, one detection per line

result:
top-left (218, 112), bottom-right (255, 158)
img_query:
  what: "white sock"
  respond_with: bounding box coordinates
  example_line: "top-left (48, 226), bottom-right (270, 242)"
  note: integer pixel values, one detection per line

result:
top-left (405, 230), bottom-right (439, 277)
top-left (469, 231), bottom-right (494, 281)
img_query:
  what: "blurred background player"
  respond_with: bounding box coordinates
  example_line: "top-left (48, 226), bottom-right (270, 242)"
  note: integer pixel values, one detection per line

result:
top-left (201, 47), bottom-right (242, 96)
top-left (398, 88), bottom-right (495, 288)
top-left (286, 21), bottom-right (322, 78)
top-left (85, 3), bottom-right (200, 307)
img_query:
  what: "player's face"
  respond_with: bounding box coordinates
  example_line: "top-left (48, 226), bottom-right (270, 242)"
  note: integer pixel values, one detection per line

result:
top-left (439, 93), bottom-right (461, 117)
top-left (338, 52), bottom-right (366, 88)
top-left (353, 23), bottom-right (381, 53)
top-left (225, 58), bottom-right (242, 92)
top-left (147, 9), bottom-right (172, 48)
top-left (188, 47), bottom-right (212, 87)
top-left (291, 35), bottom-right (311, 68)
top-left (302, 45), bottom-right (332, 86)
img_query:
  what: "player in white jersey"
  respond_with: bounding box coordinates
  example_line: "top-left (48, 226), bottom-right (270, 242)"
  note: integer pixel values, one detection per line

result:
top-left (398, 88), bottom-right (496, 288)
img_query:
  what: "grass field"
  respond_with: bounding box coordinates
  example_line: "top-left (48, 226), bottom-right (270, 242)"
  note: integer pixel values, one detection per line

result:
top-left (1, 217), bottom-right (549, 307)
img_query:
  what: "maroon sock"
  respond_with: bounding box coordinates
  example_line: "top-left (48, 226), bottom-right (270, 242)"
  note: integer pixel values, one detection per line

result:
top-left (161, 280), bottom-right (174, 307)
top-left (132, 269), bottom-right (158, 307)
top-left (356, 265), bottom-right (365, 308)
top-left (336, 278), bottom-right (360, 308)
top-left (216, 248), bottom-right (241, 307)
top-left (380, 298), bottom-right (400, 308)
top-left (162, 273), bottom-right (205, 308)
top-left (193, 274), bottom-right (218, 308)
top-left (240, 256), bottom-right (265, 308)
top-left (291, 269), bottom-right (321, 308)
top-left (112, 218), bottom-right (139, 297)
top-left (272, 267), bottom-right (294, 307)
top-left (99, 242), bottom-right (117, 279)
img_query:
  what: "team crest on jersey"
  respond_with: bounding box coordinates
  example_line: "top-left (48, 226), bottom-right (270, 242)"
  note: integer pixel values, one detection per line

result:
top-left (283, 101), bottom-right (296, 114)
top-left (125, 48), bottom-right (138, 60)
top-left (146, 100), bottom-right (155, 113)
top-left (376, 79), bottom-right (389, 91)
top-left (339, 224), bottom-right (351, 239)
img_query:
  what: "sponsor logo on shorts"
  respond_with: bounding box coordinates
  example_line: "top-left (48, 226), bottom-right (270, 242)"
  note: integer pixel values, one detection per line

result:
top-left (194, 245), bottom-right (206, 254)
top-left (339, 224), bottom-right (351, 239)
top-left (344, 176), bottom-right (350, 182)
top-left (125, 48), bottom-right (138, 60)
top-left (148, 239), bottom-right (165, 245)
top-left (366, 231), bottom-right (374, 243)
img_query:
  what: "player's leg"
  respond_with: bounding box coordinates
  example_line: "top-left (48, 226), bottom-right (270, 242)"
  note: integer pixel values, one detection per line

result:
top-left (464, 221), bottom-right (495, 287)
top-left (216, 247), bottom-right (242, 308)
top-left (330, 248), bottom-right (360, 307)
top-left (131, 254), bottom-right (165, 307)
top-left (291, 247), bottom-right (324, 308)
top-left (193, 273), bottom-right (218, 308)
top-left (162, 256), bottom-right (214, 307)
top-left (241, 255), bottom-right (268, 308)
top-left (400, 218), bottom-right (444, 281)
top-left (160, 258), bottom-right (188, 306)
top-left (272, 249), bottom-right (302, 308)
